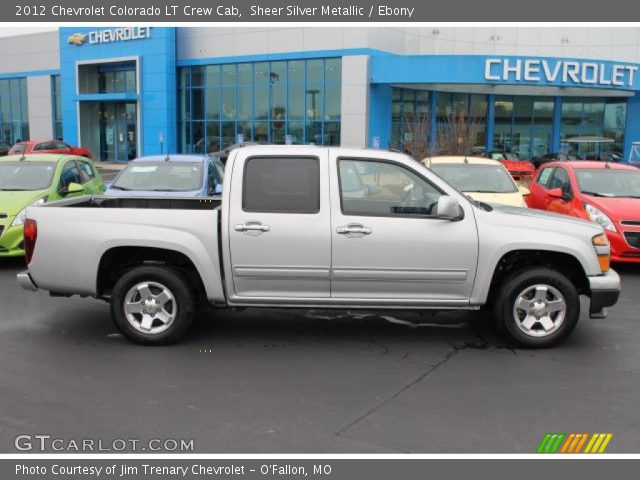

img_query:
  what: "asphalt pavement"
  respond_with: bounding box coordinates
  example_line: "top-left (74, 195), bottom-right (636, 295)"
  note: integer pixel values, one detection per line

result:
top-left (1, 258), bottom-right (639, 453)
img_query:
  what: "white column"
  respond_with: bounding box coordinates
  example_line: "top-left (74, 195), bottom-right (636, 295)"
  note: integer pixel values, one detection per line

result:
top-left (340, 55), bottom-right (370, 148)
top-left (27, 76), bottom-right (54, 140)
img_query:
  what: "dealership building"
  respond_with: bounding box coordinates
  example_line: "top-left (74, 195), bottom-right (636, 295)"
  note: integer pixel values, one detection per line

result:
top-left (1, 26), bottom-right (640, 162)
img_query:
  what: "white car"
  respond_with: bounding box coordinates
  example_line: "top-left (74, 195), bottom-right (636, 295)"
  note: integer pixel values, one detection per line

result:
top-left (423, 156), bottom-right (530, 207)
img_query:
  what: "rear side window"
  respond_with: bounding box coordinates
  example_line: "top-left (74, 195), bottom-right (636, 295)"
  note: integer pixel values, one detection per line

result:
top-left (243, 157), bottom-right (320, 213)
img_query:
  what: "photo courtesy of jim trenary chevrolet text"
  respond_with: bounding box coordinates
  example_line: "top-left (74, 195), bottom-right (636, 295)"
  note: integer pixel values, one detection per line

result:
top-left (1, 0), bottom-right (640, 478)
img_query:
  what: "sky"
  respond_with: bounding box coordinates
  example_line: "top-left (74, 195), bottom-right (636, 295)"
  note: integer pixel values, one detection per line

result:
top-left (0, 27), bottom-right (56, 37)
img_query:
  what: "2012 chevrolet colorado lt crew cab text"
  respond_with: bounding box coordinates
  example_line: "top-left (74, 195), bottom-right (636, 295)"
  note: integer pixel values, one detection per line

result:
top-left (16, 146), bottom-right (621, 347)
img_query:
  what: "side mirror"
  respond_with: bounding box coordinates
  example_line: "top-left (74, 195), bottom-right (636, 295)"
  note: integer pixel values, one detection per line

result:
top-left (518, 185), bottom-right (531, 196)
top-left (548, 187), bottom-right (563, 198)
top-left (436, 196), bottom-right (462, 221)
top-left (60, 182), bottom-right (84, 196)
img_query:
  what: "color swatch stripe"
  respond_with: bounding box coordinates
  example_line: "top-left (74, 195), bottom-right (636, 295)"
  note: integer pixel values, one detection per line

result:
top-left (538, 433), bottom-right (613, 453)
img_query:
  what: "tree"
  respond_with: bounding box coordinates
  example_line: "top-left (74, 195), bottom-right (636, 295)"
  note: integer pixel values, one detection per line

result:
top-left (436, 109), bottom-right (481, 156)
top-left (401, 111), bottom-right (435, 161)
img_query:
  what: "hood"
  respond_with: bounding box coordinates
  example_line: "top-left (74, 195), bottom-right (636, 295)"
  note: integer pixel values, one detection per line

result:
top-left (104, 188), bottom-right (202, 197)
top-left (466, 191), bottom-right (526, 208)
top-left (0, 190), bottom-right (48, 216)
top-left (488, 203), bottom-right (602, 232)
top-left (582, 195), bottom-right (640, 222)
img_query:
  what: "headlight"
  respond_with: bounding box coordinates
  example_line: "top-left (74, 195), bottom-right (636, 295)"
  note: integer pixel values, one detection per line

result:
top-left (584, 203), bottom-right (616, 232)
top-left (10, 197), bottom-right (46, 227)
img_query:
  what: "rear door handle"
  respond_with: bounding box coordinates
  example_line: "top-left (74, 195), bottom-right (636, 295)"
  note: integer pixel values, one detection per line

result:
top-left (235, 222), bottom-right (270, 235)
top-left (337, 224), bottom-right (372, 238)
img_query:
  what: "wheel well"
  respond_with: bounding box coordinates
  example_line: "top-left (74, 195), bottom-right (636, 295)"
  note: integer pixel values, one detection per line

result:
top-left (489, 250), bottom-right (590, 298)
top-left (97, 247), bottom-right (207, 302)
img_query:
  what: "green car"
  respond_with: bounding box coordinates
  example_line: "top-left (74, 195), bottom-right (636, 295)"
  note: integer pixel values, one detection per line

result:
top-left (0, 154), bottom-right (105, 257)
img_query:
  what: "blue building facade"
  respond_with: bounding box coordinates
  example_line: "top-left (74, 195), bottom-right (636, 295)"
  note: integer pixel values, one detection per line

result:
top-left (2, 27), bottom-right (639, 163)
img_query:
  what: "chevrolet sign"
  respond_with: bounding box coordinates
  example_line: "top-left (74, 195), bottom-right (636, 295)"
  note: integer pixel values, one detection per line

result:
top-left (67, 27), bottom-right (151, 47)
top-left (485, 58), bottom-right (638, 88)
top-left (67, 33), bottom-right (88, 46)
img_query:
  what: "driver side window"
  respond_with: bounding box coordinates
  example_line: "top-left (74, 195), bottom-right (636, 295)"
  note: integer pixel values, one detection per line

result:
top-left (548, 167), bottom-right (571, 193)
top-left (59, 161), bottom-right (83, 190)
top-left (338, 159), bottom-right (443, 217)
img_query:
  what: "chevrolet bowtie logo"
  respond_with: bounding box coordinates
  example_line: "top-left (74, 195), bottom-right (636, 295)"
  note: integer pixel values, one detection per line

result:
top-left (67, 33), bottom-right (88, 46)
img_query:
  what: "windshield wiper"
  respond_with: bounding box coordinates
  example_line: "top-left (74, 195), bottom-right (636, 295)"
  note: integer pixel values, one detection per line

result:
top-left (0, 188), bottom-right (30, 191)
top-left (616, 195), bottom-right (640, 199)
top-left (109, 185), bottom-right (131, 191)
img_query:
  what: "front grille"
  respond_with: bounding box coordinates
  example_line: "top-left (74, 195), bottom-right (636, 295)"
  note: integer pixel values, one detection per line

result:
top-left (621, 220), bottom-right (640, 227)
top-left (0, 246), bottom-right (6, 253)
top-left (624, 231), bottom-right (640, 248)
top-left (0, 213), bottom-right (7, 219)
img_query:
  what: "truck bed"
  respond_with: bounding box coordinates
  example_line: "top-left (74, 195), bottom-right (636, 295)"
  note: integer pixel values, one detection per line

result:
top-left (26, 196), bottom-right (225, 302)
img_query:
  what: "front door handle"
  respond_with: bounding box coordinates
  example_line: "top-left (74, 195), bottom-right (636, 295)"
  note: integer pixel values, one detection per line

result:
top-left (337, 224), bottom-right (372, 238)
top-left (235, 222), bottom-right (270, 235)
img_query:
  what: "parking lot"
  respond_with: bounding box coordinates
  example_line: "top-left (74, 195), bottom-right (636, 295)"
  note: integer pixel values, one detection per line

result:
top-left (0, 257), bottom-right (638, 453)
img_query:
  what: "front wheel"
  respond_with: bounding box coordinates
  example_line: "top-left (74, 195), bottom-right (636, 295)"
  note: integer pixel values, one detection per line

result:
top-left (493, 267), bottom-right (580, 348)
top-left (110, 266), bottom-right (194, 345)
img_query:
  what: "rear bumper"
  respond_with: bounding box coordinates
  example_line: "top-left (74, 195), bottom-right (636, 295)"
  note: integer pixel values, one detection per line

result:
top-left (16, 271), bottom-right (38, 292)
top-left (588, 269), bottom-right (621, 317)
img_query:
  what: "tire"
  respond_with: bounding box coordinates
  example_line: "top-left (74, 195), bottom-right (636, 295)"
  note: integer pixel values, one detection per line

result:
top-left (493, 267), bottom-right (580, 348)
top-left (110, 265), bottom-right (194, 345)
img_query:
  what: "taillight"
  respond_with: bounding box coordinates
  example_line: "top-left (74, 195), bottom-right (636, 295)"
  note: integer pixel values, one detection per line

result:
top-left (23, 218), bottom-right (37, 265)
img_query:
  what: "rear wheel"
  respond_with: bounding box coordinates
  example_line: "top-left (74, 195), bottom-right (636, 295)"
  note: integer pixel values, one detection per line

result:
top-left (110, 266), bottom-right (194, 345)
top-left (493, 267), bottom-right (579, 348)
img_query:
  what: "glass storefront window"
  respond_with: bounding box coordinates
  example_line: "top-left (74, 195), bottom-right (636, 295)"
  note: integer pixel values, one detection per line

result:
top-left (179, 58), bottom-right (341, 151)
top-left (561, 97), bottom-right (626, 159)
top-left (52, 75), bottom-right (63, 140)
top-left (0, 77), bottom-right (29, 144)
top-left (494, 95), bottom-right (555, 159)
top-left (391, 88), bottom-right (431, 151)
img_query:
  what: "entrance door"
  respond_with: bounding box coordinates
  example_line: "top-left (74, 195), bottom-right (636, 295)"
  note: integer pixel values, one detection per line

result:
top-left (100, 102), bottom-right (137, 162)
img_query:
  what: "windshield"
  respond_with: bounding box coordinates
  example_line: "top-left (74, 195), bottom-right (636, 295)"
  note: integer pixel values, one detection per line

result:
top-left (0, 162), bottom-right (55, 191)
top-left (575, 169), bottom-right (640, 198)
top-left (429, 164), bottom-right (517, 193)
top-left (112, 162), bottom-right (203, 192)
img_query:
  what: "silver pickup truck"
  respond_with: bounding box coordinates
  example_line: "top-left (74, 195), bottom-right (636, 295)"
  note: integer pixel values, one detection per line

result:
top-left (17, 146), bottom-right (621, 347)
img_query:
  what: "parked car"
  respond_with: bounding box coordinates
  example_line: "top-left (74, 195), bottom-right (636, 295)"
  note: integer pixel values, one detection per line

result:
top-left (0, 141), bottom-right (11, 156)
top-left (423, 156), bottom-right (529, 207)
top-left (533, 152), bottom-right (580, 169)
top-left (527, 161), bottom-right (640, 263)
top-left (484, 151), bottom-right (536, 182)
top-left (17, 146), bottom-right (620, 348)
top-left (0, 154), bottom-right (104, 257)
top-left (9, 140), bottom-right (93, 159)
top-left (105, 155), bottom-right (224, 197)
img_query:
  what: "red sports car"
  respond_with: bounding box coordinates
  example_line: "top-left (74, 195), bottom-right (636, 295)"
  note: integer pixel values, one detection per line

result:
top-left (527, 161), bottom-right (640, 263)
top-left (485, 151), bottom-right (536, 183)
top-left (8, 140), bottom-right (92, 159)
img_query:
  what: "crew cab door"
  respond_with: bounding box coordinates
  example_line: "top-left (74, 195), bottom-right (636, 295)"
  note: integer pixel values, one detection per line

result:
top-left (329, 154), bottom-right (478, 304)
top-left (227, 150), bottom-right (331, 298)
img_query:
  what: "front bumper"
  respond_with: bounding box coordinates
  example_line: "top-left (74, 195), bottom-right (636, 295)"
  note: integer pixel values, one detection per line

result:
top-left (0, 221), bottom-right (25, 257)
top-left (16, 271), bottom-right (38, 291)
top-left (588, 269), bottom-right (621, 317)
top-left (607, 229), bottom-right (640, 263)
